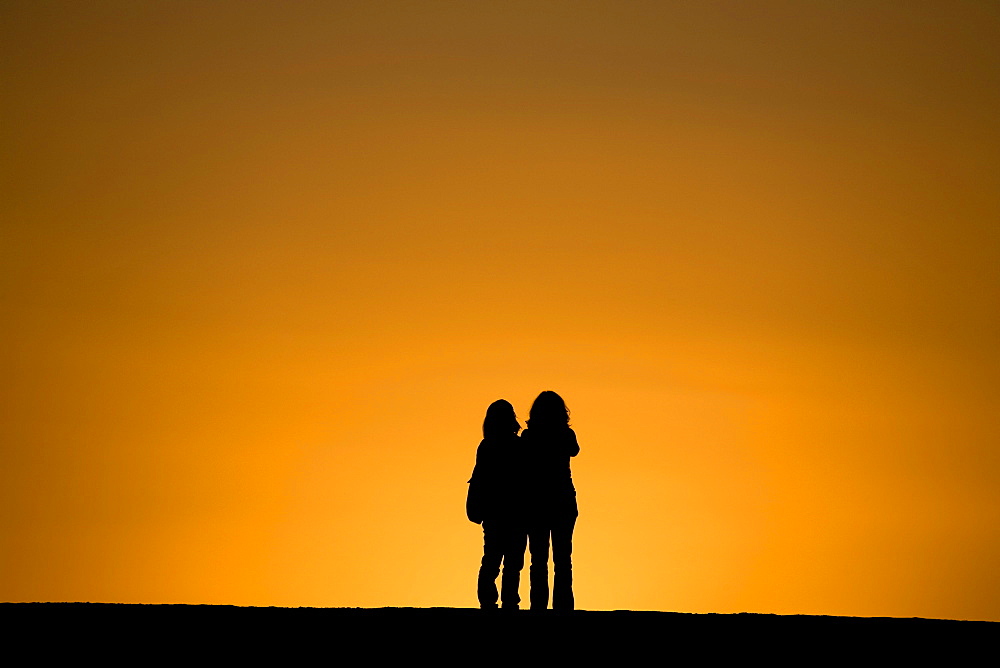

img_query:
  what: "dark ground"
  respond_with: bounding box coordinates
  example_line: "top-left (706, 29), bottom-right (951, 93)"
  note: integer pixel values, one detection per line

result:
top-left (4, 603), bottom-right (995, 661)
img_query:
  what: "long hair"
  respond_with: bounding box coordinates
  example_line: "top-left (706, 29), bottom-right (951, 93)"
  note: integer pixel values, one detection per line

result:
top-left (483, 399), bottom-right (520, 439)
top-left (526, 391), bottom-right (570, 430)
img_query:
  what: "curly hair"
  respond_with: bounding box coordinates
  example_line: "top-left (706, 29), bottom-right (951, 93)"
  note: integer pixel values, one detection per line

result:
top-left (526, 390), bottom-right (570, 430)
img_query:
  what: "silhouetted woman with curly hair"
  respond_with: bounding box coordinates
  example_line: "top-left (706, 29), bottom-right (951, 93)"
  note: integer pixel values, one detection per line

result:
top-left (521, 390), bottom-right (579, 611)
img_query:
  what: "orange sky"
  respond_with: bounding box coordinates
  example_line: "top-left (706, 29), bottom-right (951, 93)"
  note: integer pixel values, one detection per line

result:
top-left (2, 1), bottom-right (999, 620)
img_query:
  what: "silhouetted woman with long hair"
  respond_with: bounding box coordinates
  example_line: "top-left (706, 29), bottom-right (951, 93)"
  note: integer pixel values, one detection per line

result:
top-left (522, 390), bottom-right (579, 611)
top-left (466, 399), bottom-right (526, 610)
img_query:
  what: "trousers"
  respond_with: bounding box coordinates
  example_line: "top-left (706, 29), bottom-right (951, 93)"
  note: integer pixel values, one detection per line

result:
top-left (478, 520), bottom-right (527, 609)
top-left (527, 514), bottom-right (577, 611)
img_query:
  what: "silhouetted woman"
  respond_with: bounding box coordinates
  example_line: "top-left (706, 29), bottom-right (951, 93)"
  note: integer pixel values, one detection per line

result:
top-left (522, 390), bottom-right (579, 611)
top-left (466, 399), bottom-right (526, 610)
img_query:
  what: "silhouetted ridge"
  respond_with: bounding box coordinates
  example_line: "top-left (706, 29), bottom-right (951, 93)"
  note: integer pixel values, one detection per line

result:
top-left (5, 603), bottom-right (994, 662)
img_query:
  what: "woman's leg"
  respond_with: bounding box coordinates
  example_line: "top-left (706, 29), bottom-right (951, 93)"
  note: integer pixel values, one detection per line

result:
top-left (477, 521), bottom-right (503, 609)
top-left (527, 525), bottom-right (550, 610)
top-left (551, 515), bottom-right (576, 611)
top-left (500, 525), bottom-right (526, 609)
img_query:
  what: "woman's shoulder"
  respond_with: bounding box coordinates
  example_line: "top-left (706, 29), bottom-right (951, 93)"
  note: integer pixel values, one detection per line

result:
top-left (479, 434), bottom-right (519, 450)
top-left (520, 428), bottom-right (541, 442)
top-left (522, 426), bottom-right (575, 444)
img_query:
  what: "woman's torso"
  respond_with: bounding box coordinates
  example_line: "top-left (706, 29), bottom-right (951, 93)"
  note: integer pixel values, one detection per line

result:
top-left (472, 433), bottom-right (524, 521)
top-left (521, 426), bottom-right (579, 518)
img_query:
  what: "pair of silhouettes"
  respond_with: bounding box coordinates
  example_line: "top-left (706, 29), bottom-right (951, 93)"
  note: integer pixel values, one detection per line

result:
top-left (466, 391), bottom-right (580, 611)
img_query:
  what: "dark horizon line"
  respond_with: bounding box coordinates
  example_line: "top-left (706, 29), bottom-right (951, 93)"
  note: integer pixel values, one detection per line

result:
top-left (2, 601), bottom-right (996, 625)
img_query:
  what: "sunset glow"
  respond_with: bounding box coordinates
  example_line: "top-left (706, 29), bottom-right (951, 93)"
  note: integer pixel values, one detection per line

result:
top-left (2, 1), bottom-right (999, 621)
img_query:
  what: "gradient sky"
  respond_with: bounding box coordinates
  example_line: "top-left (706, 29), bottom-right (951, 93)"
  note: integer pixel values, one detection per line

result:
top-left (2, 1), bottom-right (999, 620)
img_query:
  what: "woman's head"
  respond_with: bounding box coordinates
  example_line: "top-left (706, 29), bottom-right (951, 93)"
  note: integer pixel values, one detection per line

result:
top-left (483, 399), bottom-right (520, 438)
top-left (527, 390), bottom-right (570, 430)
